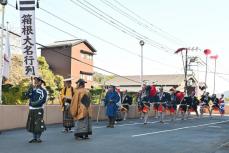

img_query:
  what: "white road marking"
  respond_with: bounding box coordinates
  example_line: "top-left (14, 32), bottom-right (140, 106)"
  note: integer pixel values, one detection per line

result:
top-left (219, 141), bottom-right (229, 148)
top-left (132, 120), bottom-right (229, 137)
top-left (208, 125), bottom-right (221, 128)
top-left (93, 121), bottom-right (159, 129)
top-left (93, 116), bottom-right (209, 129)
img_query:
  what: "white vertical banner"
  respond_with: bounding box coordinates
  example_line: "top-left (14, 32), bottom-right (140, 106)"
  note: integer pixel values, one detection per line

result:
top-left (3, 24), bottom-right (11, 79)
top-left (19, 0), bottom-right (38, 76)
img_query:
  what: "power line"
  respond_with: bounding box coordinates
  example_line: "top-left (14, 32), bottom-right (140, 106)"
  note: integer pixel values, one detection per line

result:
top-left (193, 69), bottom-right (229, 76)
top-left (0, 24), bottom-right (229, 82)
top-left (113, 0), bottom-right (187, 46)
top-left (8, 4), bottom-right (78, 39)
top-left (0, 26), bottom-right (141, 84)
top-left (7, 2), bottom-right (183, 72)
top-left (33, 4), bottom-right (182, 70)
top-left (7, 1), bottom-right (227, 87)
top-left (36, 18), bottom-right (78, 39)
top-left (8, 2), bottom-right (217, 78)
top-left (4, 3), bottom-right (193, 75)
top-left (101, 0), bottom-right (185, 46)
top-left (3, 25), bottom-right (229, 86)
top-left (70, 0), bottom-right (175, 53)
top-left (83, 0), bottom-right (177, 52)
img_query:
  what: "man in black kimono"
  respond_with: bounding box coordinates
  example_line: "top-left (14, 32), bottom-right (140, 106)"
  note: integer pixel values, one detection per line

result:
top-left (156, 87), bottom-right (168, 123)
top-left (26, 76), bottom-right (47, 143)
top-left (186, 91), bottom-right (200, 118)
top-left (200, 92), bottom-right (211, 117)
top-left (210, 94), bottom-right (219, 117)
top-left (121, 90), bottom-right (133, 121)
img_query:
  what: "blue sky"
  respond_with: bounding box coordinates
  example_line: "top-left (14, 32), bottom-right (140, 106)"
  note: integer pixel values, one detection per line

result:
top-left (3, 0), bottom-right (229, 93)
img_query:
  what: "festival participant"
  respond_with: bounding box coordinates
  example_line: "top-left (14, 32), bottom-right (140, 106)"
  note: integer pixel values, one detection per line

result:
top-left (186, 91), bottom-right (200, 118)
top-left (210, 94), bottom-right (219, 117)
top-left (121, 90), bottom-right (133, 121)
top-left (156, 87), bottom-right (168, 123)
top-left (25, 76), bottom-right (47, 143)
top-left (219, 94), bottom-right (225, 117)
top-left (168, 88), bottom-right (178, 121)
top-left (115, 88), bottom-right (122, 122)
top-left (137, 90), bottom-right (144, 119)
top-left (149, 84), bottom-right (157, 118)
top-left (141, 84), bottom-right (151, 124)
top-left (200, 92), bottom-right (211, 117)
top-left (104, 85), bottom-right (120, 128)
top-left (60, 78), bottom-right (75, 133)
top-left (70, 79), bottom-right (92, 139)
top-left (176, 91), bottom-right (187, 120)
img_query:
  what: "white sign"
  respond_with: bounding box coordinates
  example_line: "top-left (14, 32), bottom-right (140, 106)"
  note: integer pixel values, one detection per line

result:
top-left (19, 0), bottom-right (38, 76)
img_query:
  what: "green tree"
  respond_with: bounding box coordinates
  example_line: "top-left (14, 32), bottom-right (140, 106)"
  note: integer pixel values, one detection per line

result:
top-left (38, 56), bottom-right (64, 104)
top-left (93, 72), bottom-right (114, 85)
top-left (2, 55), bottom-right (64, 105)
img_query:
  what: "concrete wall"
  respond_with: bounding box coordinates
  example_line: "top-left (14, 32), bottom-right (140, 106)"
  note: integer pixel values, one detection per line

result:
top-left (0, 105), bottom-right (228, 131)
top-left (0, 105), bottom-right (63, 131)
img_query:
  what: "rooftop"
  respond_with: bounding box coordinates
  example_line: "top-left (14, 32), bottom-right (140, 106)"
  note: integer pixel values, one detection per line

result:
top-left (106, 74), bottom-right (198, 92)
top-left (40, 39), bottom-right (97, 52)
top-left (106, 74), bottom-right (186, 86)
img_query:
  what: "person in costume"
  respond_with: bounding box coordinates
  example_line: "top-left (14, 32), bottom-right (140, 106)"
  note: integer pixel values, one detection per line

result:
top-left (149, 84), bottom-right (157, 118)
top-left (200, 92), bottom-right (211, 117)
top-left (121, 90), bottom-right (133, 121)
top-left (137, 90), bottom-right (144, 119)
top-left (115, 88), bottom-right (123, 122)
top-left (155, 87), bottom-right (168, 123)
top-left (140, 84), bottom-right (151, 124)
top-left (70, 79), bottom-right (92, 139)
top-left (219, 94), bottom-right (225, 117)
top-left (168, 88), bottom-right (178, 121)
top-left (210, 94), bottom-right (219, 117)
top-left (175, 90), bottom-right (188, 120)
top-left (25, 76), bottom-right (47, 143)
top-left (60, 78), bottom-right (75, 133)
top-left (104, 85), bottom-right (120, 128)
top-left (186, 91), bottom-right (200, 118)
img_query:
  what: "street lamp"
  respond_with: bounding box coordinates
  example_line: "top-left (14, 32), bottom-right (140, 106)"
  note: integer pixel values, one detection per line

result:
top-left (210, 55), bottom-right (218, 94)
top-left (203, 49), bottom-right (211, 90)
top-left (0, 0), bottom-right (8, 105)
top-left (139, 40), bottom-right (144, 88)
top-left (0, 0), bottom-right (7, 5)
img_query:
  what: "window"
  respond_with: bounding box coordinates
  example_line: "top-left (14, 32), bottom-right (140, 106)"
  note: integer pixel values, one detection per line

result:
top-left (87, 75), bottom-right (93, 81)
top-left (80, 72), bottom-right (93, 81)
top-left (81, 54), bottom-right (85, 59)
top-left (80, 50), bottom-right (93, 61)
top-left (80, 74), bottom-right (84, 79)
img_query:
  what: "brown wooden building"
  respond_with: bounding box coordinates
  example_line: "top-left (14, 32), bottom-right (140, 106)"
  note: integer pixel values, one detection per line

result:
top-left (41, 39), bottom-right (97, 88)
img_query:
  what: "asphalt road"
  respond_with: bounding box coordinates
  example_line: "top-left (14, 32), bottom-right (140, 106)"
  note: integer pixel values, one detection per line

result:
top-left (0, 116), bottom-right (229, 153)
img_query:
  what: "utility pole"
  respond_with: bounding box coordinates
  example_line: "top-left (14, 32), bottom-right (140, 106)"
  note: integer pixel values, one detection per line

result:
top-left (139, 40), bottom-right (144, 88)
top-left (184, 48), bottom-right (188, 96)
top-left (175, 48), bottom-right (188, 95)
top-left (210, 55), bottom-right (218, 94)
top-left (175, 47), bottom-right (200, 96)
top-left (0, 0), bottom-right (8, 104)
